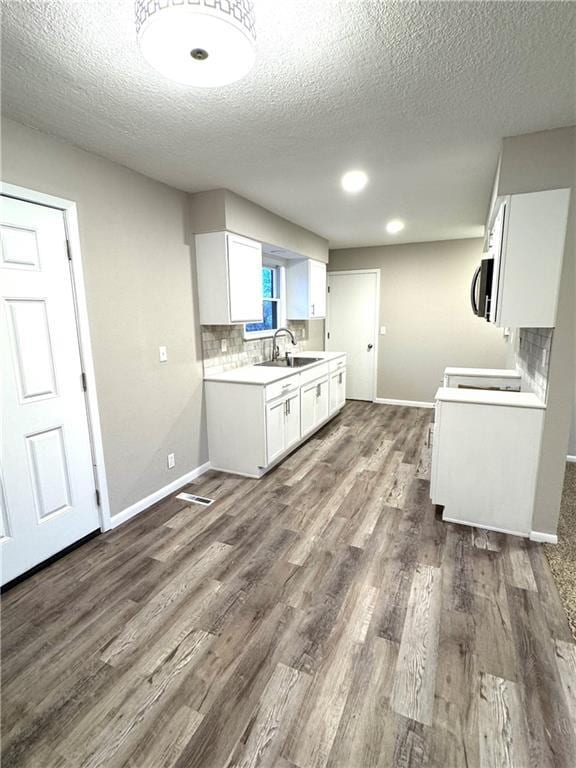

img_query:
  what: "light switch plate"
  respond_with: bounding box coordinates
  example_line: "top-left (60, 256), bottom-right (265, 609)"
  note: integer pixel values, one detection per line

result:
top-left (167, 453), bottom-right (175, 469)
top-left (159, 346), bottom-right (168, 362)
top-left (380, 326), bottom-right (387, 335)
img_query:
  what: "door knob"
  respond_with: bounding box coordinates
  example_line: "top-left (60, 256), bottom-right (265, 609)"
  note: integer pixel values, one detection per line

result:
top-left (367, 343), bottom-right (374, 350)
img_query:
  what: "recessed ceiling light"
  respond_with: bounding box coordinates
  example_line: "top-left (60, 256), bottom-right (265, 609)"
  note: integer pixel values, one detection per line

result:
top-left (341, 170), bottom-right (368, 193)
top-left (135, 0), bottom-right (256, 87)
top-left (386, 219), bottom-right (405, 234)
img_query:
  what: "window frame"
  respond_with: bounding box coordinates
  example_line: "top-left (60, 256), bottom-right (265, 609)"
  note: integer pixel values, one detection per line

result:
top-left (243, 259), bottom-right (286, 340)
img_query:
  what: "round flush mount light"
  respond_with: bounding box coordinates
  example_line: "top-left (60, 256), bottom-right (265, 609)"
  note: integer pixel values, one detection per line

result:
top-left (386, 219), bottom-right (405, 234)
top-left (341, 170), bottom-right (368, 194)
top-left (135, 0), bottom-right (256, 87)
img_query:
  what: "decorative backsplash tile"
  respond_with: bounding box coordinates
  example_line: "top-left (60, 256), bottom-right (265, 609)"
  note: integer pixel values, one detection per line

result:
top-left (515, 327), bottom-right (553, 402)
top-left (202, 321), bottom-right (321, 374)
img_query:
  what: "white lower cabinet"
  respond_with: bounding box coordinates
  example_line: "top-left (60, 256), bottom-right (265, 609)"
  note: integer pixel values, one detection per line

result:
top-left (329, 369), bottom-right (346, 414)
top-left (266, 391), bottom-right (301, 464)
top-left (301, 377), bottom-right (329, 437)
top-left (205, 355), bottom-right (346, 477)
top-left (431, 396), bottom-right (544, 536)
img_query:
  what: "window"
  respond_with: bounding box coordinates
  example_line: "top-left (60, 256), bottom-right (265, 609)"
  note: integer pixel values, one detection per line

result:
top-left (244, 263), bottom-right (284, 338)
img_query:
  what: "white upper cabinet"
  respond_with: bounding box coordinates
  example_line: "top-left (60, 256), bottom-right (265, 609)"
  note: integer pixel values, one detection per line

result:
top-left (286, 258), bottom-right (327, 319)
top-left (195, 231), bottom-right (263, 325)
top-left (489, 188), bottom-right (570, 328)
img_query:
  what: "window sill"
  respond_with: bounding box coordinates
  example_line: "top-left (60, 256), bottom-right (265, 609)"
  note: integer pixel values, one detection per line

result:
top-left (243, 329), bottom-right (278, 341)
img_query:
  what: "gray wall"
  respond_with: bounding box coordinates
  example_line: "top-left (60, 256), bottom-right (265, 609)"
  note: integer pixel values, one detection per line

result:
top-left (190, 189), bottom-right (329, 263)
top-left (497, 126), bottom-right (575, 535)
top-left (329, 238), bottom-right (508, 402)
top-left (1, 117), bottom-right (207, 517)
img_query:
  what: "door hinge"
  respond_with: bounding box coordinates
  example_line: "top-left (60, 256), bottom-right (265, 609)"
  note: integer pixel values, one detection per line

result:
top-left (66, 239), bottom-right (72, 261)
top-left (81, 372), bottom-right (87, 392)
top-left (95, 489), bottom-right (101, 507)
top-left (327, 331), bottom-right (330, 339)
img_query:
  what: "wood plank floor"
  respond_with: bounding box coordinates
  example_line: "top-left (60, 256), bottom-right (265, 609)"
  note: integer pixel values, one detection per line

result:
top-left (2, 402), bottom-right (575, 768)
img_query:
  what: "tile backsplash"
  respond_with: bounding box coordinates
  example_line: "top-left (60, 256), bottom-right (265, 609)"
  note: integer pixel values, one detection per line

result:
top-left (515, 327), bottom-right (553, 402)
top-left (202, 321), bottom-right (322, 375)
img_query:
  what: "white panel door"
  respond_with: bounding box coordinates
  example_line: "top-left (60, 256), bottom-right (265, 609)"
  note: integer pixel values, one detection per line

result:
top-left (284, 392), bottom-right (301, 450)
top-left (227, 233), bottom-right (263, 323)
top-left (309, 260), bottom-right (327, 318)
top-left (265, 399), bottom-right (286, 464)
top-left (1, 195), bottom-right (99, 585)
top-left (326, 271), bottom-right (378, 401)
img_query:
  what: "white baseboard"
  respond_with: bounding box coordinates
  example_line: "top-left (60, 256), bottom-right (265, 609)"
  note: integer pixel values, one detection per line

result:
top-left (567, 454), bottom-right (576, 463)
top-left (374, 398), bottom-right (434, 409)
top-left (110, 461), bottom-right (211, 529)
top-left (442, 515), bottom-right (529, 539)
top-left (530, 530), bottom-right (558, 545)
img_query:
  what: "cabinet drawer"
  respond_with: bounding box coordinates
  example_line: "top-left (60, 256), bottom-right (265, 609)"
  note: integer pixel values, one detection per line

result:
top-left (299, 362), bottom-right (329, 386)
top-left (328, 356), bottom-right (346, 373)
top-left (265, 374), bottom-right (301, 402)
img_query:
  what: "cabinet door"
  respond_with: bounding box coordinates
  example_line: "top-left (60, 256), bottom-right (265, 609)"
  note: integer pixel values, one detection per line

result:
top-left (266, 399), bottom-right (286, 464)
top-left (285, 393), bottom-right (301, 450)
top-left (330, 370), bottom-right (346, 414)
top-left (301, 382), bottom-right (318, 437)
top-left (316, 377), bottom-right (329, 424)
top-left (227, 234), bottom-right (263, 323)
top-left (309, 260), bottom-right (327, 318)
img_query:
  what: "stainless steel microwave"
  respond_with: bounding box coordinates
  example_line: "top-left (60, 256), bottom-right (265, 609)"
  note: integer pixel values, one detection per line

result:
top-left (470, 257), bottom-right (494, 320)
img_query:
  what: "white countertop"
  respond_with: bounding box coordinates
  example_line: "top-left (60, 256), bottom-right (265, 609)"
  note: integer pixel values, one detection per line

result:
top-left (436, 386), bottom-right (545, 409)
top-left (204, 351), bottom-right (345, 385)
top-left (444, 367), bottom-right (521, 379)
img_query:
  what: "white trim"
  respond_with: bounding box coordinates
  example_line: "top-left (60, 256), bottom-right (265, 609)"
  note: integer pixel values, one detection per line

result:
top-left (326, 268), bottom-right (380, 403)
top-left (110, 461), bottom-right (211, 529)
top-left (530, 530), bottom-right (558, 545)
top-left (374, 398), bottom-right (434, 409)
top-left (567, 454), bottom-right (576, 463)
top-left (1, 182), bottom-right (113, 530)
top-left (442, 516), bottom-right (529, 539)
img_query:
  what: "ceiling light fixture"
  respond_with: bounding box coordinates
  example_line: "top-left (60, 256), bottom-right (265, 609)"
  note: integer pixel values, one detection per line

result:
top-left (341, 170), bottom-right (368, 194)
top-left (135, 0), bottom-right (256, 87)
top-left (386, 219), bottom-right (405, 234)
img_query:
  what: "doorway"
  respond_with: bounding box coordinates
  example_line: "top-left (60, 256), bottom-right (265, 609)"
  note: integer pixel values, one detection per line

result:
top-left (1, 187), bottom-right (109, 585)
top-left (325, 269), bottom-right (380, 401)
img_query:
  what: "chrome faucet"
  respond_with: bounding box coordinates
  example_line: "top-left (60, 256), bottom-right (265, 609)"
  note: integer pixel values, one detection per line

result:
top-left (272, 327), bottom-right (297, 360)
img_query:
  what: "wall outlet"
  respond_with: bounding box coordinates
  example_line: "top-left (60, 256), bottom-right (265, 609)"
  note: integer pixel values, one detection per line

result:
top-left (167, 453), bottom-right (175, 469)
top-left (159, 346), bottom-right (168, 362)
top-left (221, 339), bottom-right (227, 352)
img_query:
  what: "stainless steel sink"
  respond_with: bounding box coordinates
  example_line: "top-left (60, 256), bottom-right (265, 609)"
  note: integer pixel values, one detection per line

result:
top-left (256, 357), bottom-right (322, 368)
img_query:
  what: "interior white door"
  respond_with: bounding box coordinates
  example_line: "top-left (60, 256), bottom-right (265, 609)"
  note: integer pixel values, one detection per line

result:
top-left (1, 195), bottom-right (99, 585)
top-left (226, 233), bottom-right (263, 323)
top-left (326, 271), bottom-right (378, 401)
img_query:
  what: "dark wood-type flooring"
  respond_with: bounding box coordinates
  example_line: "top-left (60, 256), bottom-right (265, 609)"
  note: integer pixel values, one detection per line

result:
top-left (2, 402), bottom-right (576, 768)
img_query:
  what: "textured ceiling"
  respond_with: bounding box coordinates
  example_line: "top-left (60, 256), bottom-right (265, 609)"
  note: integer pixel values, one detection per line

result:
top-left (1, 1), bottom-right (575, 247)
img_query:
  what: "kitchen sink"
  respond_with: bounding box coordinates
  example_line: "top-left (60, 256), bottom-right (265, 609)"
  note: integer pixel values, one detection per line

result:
top-left (256, 357), bottom-right (322, 368)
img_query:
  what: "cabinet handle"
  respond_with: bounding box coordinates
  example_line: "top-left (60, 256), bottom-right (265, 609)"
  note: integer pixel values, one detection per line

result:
top-left (316, 384), bottom-right (320, 398)
top-left (339, 372), bottom-right (342, 384)
top-left (287, 398), bottom-right (291, 416)
top-left (311, 303), bottom-right (315, 316)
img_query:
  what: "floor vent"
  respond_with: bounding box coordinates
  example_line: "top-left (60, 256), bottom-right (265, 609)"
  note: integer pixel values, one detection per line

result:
top-left (176, 492), bottom-right (214, 507)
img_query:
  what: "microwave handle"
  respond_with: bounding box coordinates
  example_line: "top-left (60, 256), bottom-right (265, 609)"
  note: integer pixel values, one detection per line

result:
top-left (470, 265), bottom-right (481, 316)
